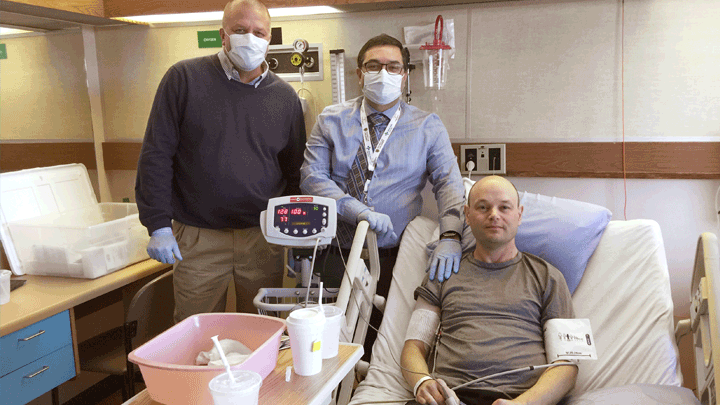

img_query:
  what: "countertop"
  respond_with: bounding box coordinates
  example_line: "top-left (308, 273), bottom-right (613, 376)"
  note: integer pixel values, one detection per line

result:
top-left (1, 260), bottom-right (170, 336)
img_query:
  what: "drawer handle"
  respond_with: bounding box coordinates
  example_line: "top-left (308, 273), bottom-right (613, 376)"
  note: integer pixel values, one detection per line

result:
top-left (25, 366), bottom-right (50, 379)
top-left (18, 330), bottom-right (46, 341)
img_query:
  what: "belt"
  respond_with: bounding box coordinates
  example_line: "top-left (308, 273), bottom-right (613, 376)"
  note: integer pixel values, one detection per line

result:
top-left (327, 245), bottom-right (399, 260)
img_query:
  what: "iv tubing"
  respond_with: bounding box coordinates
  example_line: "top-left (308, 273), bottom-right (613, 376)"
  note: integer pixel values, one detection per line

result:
top-left (452, 362), bottom-right (578, 391)
top-left (303, 237), bottom-right (322, 305)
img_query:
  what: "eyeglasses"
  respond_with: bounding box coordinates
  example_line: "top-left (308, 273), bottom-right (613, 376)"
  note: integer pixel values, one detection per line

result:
top-left (362, 61), bottom-right (404, 75)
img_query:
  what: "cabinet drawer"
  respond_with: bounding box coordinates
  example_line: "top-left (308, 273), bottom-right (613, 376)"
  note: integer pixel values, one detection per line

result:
top-left (0, 344), bottom-right (76, 405)
top-left (0, 310), bottom-right (73, 376)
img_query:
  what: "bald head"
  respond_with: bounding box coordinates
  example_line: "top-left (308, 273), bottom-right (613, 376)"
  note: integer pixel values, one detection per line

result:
top-left (223, 0), bottom-right (270, 29)
top-left (467, 176), bottom-right (520, 208)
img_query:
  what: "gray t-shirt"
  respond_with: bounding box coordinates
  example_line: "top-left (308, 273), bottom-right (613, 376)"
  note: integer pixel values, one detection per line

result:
top-left (414, 252), bottom-right (574, 397)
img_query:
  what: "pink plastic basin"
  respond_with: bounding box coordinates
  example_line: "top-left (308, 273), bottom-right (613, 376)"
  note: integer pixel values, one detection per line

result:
top-left (128, 313), bottom-right (286, 405)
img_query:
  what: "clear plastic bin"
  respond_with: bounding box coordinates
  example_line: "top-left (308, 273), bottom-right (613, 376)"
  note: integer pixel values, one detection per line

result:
top-left (7, 203), bottom-right (149, 279)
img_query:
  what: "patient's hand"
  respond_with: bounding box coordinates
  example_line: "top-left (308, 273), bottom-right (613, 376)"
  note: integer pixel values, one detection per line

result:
top-left (492, 400), bottom-right (523, 405)
top-left (416, 378), bottom-right (458, 405)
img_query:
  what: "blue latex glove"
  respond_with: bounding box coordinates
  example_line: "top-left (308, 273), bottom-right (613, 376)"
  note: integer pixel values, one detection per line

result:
top-left (147, 227), bottom-right (183, 264)
top-left (428, 238), bottom-right (461, 282)
top-left (377, 229), bottom-right (400, 248)
top-left (357, 210), bottom-right (397, 242)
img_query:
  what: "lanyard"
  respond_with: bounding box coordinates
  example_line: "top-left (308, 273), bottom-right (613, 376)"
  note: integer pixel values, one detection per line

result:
top-left (360, 98), bottom-right (402, 173)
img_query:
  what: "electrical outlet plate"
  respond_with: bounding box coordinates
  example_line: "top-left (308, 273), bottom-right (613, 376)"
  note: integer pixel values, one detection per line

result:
top-left (460, 144), bottom-right (506, 175)
top-left (266, 43), bottom-right (323, 81)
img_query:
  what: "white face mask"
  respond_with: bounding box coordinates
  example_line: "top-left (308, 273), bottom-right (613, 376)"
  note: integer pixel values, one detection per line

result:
top-left (227, 33), bottom-right (269, 72)
top-left (362, 69), bottom-right (404, 105)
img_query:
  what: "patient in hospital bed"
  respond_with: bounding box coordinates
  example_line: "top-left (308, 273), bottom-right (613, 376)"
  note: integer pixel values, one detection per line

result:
top-left (401, 176), bottom-right (576, 405)
top-left (349, 174), bottom-right (701, 405)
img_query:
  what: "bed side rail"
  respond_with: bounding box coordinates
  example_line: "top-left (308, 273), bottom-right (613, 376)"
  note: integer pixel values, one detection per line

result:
top-left (690, 232), bottom-right (720, 405)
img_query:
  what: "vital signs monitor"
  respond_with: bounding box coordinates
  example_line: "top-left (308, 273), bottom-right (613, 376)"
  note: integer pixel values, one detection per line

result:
top-left (260, 195), bottom-right (337, 248)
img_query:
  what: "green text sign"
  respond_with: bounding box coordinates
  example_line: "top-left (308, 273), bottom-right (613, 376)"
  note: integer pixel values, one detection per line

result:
top-left (198, 31), bottom-right (222, 48)
top-left (0, 44), bottom-right (7, 60)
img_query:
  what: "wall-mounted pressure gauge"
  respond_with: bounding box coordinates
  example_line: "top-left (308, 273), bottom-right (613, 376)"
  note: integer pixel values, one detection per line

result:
top-left (293, 39), bottom-right (309, 53)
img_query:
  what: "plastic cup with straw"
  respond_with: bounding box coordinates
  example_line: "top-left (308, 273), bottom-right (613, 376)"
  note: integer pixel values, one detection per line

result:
top-left (207, 335), bottom-right (262, 405)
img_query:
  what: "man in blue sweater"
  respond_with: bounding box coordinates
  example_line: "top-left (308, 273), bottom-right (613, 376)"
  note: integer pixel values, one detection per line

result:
top-left (136, 0), bottom-right (306, 322)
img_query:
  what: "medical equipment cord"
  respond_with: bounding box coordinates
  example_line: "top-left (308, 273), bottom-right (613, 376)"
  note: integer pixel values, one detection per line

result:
top-left (303, 237), bottom-right (322, 305)
top-left (331, 235), bottom-right (578, 404)
top-left (715, 183), bottom-right (720, 232)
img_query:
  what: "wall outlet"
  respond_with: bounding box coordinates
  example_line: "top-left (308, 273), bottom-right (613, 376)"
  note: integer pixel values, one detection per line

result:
top-left (460, 144), bottom-right (506, 175)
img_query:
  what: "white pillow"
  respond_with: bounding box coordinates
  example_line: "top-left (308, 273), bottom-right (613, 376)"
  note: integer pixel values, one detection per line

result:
top-left (462, 179), bottom-right (611, 294)
top-left (571, 220), bottom-right (682, 393)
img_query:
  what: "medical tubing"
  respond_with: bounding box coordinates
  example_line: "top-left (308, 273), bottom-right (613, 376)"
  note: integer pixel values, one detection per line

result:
top-left (303, 237), bottom-right (322, 306)
top-left (343, 261), bottom-right (432, 382)
top-left (715, 183), bottom-right (720, 231)
top-left (451, 362), bottom-right (578, 391)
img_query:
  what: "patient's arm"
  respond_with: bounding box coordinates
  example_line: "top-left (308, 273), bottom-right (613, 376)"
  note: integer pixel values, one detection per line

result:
top-left (492, 361), bottom-right (577, 405)
top-left (401, 298), bottom-right (458, 404)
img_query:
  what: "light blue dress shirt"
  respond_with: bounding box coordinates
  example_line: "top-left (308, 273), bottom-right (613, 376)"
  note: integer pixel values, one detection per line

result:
top-left (301, 96), bottom-right (465, 248)
top-left (217, 50), bottom-right (269, 87)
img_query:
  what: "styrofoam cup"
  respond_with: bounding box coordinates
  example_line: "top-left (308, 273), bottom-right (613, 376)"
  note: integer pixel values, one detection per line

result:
top-left (321, 306), bottom-right (344, 359)
top-left (286, 307), bottom-right (326, 376)
top-left (208, 369), bottom-right (262, 405)
top-left (0, 270), bottom-right (11, 305)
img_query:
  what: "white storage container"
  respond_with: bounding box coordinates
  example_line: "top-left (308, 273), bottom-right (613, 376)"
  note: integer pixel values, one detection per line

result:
top-left (0, 164), bottom-right (149, 278)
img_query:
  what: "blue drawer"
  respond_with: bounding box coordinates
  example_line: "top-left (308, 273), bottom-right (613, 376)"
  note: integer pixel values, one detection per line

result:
top-left (0, 344), bottom-right (76, 405)
top-left (1, 310), bottom-right (73, 376)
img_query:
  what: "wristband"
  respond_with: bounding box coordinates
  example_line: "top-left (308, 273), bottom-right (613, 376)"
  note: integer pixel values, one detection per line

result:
top-left (413, 376), bottom-right (433, 397)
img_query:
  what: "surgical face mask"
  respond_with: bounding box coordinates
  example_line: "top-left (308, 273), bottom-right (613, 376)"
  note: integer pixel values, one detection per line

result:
top-left (362, 69), bottom-right (404, 105)
top-left (227, 33), bottom-right (269, 71)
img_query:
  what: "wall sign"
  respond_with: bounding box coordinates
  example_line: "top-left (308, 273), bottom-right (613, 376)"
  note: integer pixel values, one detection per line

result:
top-left (197, 31), bottom-right (222, 48)
top-left (0, 44), bottom-right (7, 60)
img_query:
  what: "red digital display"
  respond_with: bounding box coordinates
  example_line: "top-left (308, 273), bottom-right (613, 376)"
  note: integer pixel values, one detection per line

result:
top-left (273, 203), bottom-right (327, 236)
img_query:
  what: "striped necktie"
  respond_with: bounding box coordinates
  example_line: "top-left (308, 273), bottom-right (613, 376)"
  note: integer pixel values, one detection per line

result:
top-left (336, 112), bottom-right (390, 246)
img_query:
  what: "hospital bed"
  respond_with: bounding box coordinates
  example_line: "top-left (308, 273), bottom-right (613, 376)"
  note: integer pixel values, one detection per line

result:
top-left (348, 191), bottom-right (704, 405)
top-left (683, 232), bottom-right (720, 405)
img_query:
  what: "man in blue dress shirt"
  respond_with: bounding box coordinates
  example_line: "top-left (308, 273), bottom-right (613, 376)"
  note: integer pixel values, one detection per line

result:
top-left (300, 33), bottom-right (465, 357)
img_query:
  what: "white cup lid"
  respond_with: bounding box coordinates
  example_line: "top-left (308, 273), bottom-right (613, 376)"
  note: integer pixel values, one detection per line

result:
top-left (209, 369), bottom-right (262, 394)
top-left (287, 307), bottom-right (326, 325)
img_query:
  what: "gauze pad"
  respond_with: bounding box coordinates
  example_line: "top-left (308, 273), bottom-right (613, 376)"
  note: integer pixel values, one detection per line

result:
top-left (544, 318), bottom-right (598, 362)
top-left (404, 308), bottom-right (440, 348)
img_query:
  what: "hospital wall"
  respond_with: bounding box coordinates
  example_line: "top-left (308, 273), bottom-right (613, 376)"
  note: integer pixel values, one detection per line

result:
top-left (1, 0), bottom-right (720, 318)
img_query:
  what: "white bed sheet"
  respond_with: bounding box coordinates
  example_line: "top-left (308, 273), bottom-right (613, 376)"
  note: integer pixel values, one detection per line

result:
top-left (349, 217), bottom-right (687, 405)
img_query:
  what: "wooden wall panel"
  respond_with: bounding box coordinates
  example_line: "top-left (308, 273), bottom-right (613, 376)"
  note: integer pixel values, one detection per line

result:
top-left (0, 142), bottom-right (96, 172)
top-left (2, 141), bottom-right (719, 179)
top-left (101, 0), bottom-right (509, 18)
top-left (102, 142), bottom-right (143, 170)
top-left (453, 142), bottom-right (720, 179)
top-left (5, 0), bottom-right (105, 18)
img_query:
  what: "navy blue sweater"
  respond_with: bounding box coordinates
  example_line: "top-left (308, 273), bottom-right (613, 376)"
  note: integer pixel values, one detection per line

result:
top-left (136, 54), bottom-right (306, 234)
